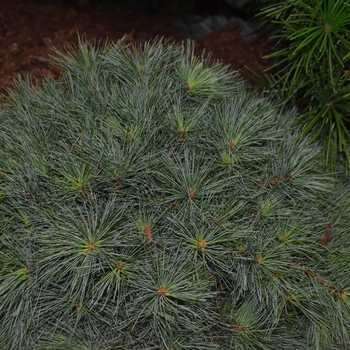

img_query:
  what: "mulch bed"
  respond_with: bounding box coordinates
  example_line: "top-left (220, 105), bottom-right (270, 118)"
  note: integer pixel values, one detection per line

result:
top-left (0, 0), bottom-right (273, 97)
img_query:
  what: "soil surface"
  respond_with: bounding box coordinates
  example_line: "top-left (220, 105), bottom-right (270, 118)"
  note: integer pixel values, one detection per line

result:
top-left (0, 0), bottom-right (272, 98)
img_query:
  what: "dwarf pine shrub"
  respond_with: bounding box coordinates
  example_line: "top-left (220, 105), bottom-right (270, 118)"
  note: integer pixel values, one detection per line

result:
top-left (0, 38), bottom-right (350, 349)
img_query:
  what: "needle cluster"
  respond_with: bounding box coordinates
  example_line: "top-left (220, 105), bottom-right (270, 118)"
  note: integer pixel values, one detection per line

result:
top-left (0, 38), bottom-right (350, 349)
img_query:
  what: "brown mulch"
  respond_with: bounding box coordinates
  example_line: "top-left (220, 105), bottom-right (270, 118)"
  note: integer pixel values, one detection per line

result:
top-left (0, 0), bottom-right (272, 98)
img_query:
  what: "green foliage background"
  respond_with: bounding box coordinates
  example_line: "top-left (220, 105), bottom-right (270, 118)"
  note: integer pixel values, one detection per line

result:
top-left (0, 38), bottom-right (350, 349)
top-left (249, 0), bottom-right (350, 169)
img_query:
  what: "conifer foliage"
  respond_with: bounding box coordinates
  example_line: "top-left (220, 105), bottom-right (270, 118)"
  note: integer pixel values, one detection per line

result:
top-left (0, 38), bottom-right (350, 349)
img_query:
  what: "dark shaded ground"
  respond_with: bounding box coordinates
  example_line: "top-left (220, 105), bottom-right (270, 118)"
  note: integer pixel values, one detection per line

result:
top-left (0, 0), bottom-right (272, 97)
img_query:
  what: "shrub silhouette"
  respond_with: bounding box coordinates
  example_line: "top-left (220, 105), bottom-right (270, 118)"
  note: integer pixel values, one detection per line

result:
top-left (0, 38), bottom-right (349, 349)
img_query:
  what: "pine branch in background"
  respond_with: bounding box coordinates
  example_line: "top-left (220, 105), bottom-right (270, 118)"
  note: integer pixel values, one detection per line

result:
top-left (246, 0), bottom-right (350, 170)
